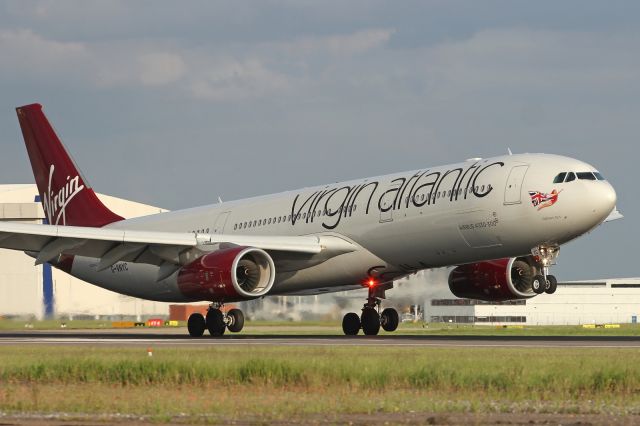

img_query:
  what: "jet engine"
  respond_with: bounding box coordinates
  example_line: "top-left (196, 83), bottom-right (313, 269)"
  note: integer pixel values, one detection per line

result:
top-left (177, 246), bottom-right (276, 302)
top-left (448, 257), bottom-right (539, 301)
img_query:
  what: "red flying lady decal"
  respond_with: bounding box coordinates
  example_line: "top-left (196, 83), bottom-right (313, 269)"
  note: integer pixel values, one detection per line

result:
top-left (528, 189), bottom-right (562, 211)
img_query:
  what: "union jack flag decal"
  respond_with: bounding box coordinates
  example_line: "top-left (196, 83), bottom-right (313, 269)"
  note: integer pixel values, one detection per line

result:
top-left (528, 189), bottom-right (562, 211)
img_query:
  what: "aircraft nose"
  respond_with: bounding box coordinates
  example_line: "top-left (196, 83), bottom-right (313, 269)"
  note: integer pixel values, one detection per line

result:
top-left (591, 181), bottom-right (617, 223)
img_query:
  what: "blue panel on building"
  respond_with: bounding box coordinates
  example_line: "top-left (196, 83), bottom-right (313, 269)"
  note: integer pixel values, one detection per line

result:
top-left (35, 195), bottom-right (55, 318)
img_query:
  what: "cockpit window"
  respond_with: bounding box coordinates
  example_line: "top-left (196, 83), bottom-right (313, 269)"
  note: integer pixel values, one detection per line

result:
top-left (553, 172), bottom-right (567, 184)
top-left (577, 172), bottom-right (597, 180)
top-left (555, 171), bottom-right (605, 183)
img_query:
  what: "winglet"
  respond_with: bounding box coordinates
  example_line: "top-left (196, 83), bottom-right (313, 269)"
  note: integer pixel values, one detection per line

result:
top-left (16, 103), bottom-right (124, 227)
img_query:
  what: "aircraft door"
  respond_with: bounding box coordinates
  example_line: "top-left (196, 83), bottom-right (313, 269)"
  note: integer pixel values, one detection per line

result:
top-left (212, 211), bottom-right (230, 234)
top-left (379, 182), bottom-right (401, 223)
top-left (503, 165), bottom-right (529, 205)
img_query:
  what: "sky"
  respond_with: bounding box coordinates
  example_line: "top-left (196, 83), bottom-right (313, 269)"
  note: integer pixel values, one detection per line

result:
top-left (0, 1), bottom-right (637, 280)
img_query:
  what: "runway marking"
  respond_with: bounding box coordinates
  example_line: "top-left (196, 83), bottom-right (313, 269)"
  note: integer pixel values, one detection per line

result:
top-left (1, 336), bottom-right (639, 348)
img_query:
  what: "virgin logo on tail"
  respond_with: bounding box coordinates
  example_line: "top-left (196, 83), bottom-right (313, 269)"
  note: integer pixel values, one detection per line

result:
top-left (42, 165), bottom-right (85, 225)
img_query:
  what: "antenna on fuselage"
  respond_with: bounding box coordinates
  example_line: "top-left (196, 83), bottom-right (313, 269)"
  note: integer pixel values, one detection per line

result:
top-left (507, 148), bottom-right (513, 155)
top-left (217, 196), bottom-right (223, 203)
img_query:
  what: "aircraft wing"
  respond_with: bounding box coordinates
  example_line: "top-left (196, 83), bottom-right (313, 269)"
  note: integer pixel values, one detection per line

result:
top-left (0, 221), bottom-right (356, 274)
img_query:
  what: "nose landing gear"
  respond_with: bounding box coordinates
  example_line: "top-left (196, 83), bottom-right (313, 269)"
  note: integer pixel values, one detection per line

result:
top-left (531, 245), bottom-right (560, 295)
top-left (187, 303), bottom-right (245, 337)
top-left (341, 282), bottom-right (399, 336)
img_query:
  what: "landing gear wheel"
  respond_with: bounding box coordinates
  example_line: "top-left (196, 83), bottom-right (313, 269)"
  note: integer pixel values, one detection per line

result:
top-left (545, 275), bottom-right (558, 294)
top-left (342, 312), bottom-right (361, 335)
top-left (532, 275), bottom-right (546, 294)
top-left (380, 308), bottom-right (399, 332)
top-left (206, 309), bottom-right (226, 336)
top-left (226, 309), bottom-right (245, 333)
top-left (361, 308), bottom-right (380, 336)
top-left (187, 313), bottom-right (205, 337)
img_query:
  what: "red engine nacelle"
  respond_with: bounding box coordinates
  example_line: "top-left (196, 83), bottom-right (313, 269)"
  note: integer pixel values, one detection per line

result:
top-left (448, 257), bottom-right (538, 301)
top-left (177, 246), bottom-right (276, 302)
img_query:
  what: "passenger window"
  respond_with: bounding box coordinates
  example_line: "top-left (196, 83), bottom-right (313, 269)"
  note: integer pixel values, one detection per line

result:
top-left (577, 172), bottom-right (596, 180)
top-left (564, 172), bottom-right (576, 182)
top-left (553, 172), bottom-right (567, 184)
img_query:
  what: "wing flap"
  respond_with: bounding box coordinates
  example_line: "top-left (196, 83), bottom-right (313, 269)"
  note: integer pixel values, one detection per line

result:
top-left (0, 222), bottom-right (355, 268)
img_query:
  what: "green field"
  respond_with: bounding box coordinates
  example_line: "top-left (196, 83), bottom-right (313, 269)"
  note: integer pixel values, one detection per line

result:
top-left (3, 318), bottom-right (640, 336)
top-left (1, 345), bottom-right (640, 423)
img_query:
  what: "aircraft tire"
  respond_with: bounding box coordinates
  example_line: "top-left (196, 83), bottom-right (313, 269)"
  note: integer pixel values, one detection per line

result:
top-left (342, 312), bottom-right (361, 335)
top-left (206, 308), bottom-right (226, 336)
top-left (187, 313), bottom-right (206, 337)
top-left (227, 309), bottom-right (245, 333)
top-left (361, 308), bottom-right (380, 336)
top-left (381, 308), bottom-right (399, 332)
top-left (545, 275), bottom-right (558, 294)
top-left (532, 275), bottom-right (546, 294)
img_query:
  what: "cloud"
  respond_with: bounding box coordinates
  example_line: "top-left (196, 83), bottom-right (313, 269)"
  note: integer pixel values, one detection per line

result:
top-left (0, 29), bottom-right (88, 76)
top-left (137, 52), bottom-right (187, 86)
top-left (1, 24), bottom-right (638, 107)
top-left (421, 28), bottom-right (640, 96)
top-left (283, 28), bottom-right (395, 56)
top-left (188, 58), bottom-right (290, 101)
top-left (0, 27), bottom-right (395, 102)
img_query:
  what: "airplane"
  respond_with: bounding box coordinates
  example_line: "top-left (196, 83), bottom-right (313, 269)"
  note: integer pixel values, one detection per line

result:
top-left (0, 103), bottom-right (619, 337)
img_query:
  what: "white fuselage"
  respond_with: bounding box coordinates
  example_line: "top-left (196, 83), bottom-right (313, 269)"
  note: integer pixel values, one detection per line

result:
top-left (67, 153), bottom-right (617, 302)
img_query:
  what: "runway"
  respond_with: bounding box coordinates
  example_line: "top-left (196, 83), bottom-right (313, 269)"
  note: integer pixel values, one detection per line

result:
top-left (1, 329), bottom-right (639, 348)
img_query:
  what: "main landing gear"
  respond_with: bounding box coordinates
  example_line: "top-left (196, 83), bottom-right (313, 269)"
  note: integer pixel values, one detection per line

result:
top-left (531, 245), bottom-right (559, 295)
top-left (342, 282), bottom-right (399, 336)
top-left (187, 303), bottom-right (245, 337)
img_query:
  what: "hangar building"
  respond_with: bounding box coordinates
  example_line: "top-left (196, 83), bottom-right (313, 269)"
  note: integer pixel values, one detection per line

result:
top-left (396, 270), bottom-right (640, 325)
top-left (0, 184), bottom-right (170, 320)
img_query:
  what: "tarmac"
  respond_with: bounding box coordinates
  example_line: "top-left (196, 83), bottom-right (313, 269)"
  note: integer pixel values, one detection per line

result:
top-left (1, 329), bottom-right (639, 348)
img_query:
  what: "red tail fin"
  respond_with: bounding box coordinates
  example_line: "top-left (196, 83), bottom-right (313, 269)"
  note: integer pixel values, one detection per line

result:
top-left (16, 103), bottom-right (123, 227)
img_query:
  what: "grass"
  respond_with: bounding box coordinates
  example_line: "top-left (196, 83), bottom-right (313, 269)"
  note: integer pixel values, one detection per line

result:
top-left (4, 318), bottom-right (640, 336)
top-left (1, 345), bottom-right (640, 421)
